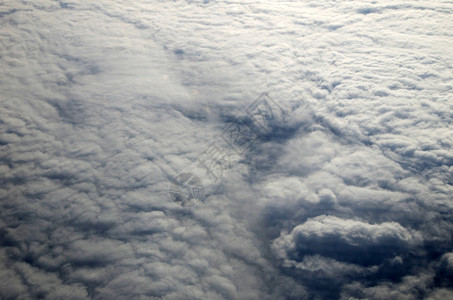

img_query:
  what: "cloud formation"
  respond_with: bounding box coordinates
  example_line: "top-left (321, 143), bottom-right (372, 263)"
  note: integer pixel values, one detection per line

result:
top-left (272, 215), bottom-right (421, 268)
top-left (0, 0), bottom-right (452, 299)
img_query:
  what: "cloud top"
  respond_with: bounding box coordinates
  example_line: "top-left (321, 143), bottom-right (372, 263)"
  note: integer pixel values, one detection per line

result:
top-left (273, 215), bottom-right (421, 267)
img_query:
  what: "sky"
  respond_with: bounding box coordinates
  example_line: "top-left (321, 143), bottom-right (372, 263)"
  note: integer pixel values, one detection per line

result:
top-left (0, 0), bottom-right (452, 299)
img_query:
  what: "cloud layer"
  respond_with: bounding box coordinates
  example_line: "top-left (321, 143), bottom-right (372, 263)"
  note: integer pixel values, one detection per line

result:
top-left (1, 0), bottom-right (452, 299)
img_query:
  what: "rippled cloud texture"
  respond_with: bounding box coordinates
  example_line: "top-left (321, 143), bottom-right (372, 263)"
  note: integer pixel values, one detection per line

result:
top-left (1, 0), bottom-right (452, 299)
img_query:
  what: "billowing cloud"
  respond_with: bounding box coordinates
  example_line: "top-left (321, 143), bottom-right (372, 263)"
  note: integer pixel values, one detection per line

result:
top-left (272, 215), bottom-right (422, 268)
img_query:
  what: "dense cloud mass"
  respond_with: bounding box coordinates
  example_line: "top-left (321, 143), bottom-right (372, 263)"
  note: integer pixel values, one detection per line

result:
top-left (272, 215), bottom-right (421, 267)
top-left (0, 0), bottom-right (452, 299)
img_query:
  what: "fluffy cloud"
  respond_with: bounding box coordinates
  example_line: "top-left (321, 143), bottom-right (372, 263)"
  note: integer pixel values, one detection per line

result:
top-left (272, 215), bottom-right (421, 268)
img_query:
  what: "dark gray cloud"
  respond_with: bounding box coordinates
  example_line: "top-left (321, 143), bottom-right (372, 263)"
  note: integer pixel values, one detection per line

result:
top-left (1, 0), bottom-right (452, 299)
